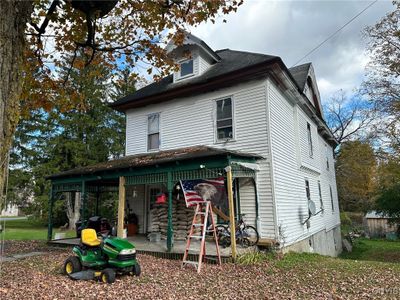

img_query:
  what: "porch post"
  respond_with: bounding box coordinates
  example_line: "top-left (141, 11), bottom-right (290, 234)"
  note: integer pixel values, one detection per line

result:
top-left (117, 176), bottom-right (126, 238)
top-left (95, 186), bottom-right (100, 215)
top-left (81, 181), bottom-right (87, 226)
top-left (47, 185), bottom-right (54, 241)
top-left (167, 171), bottom-right (174, 252)
top-left (225, 166), bottom-right (237, 260)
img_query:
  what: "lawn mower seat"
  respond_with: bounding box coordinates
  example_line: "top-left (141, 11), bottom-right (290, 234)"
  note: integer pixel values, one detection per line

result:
top-left (81, 228), bottom-right (101, 247)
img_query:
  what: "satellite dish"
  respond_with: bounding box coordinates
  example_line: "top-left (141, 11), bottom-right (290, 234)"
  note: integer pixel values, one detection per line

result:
top-left (308, 200), bottom-right (317, 216)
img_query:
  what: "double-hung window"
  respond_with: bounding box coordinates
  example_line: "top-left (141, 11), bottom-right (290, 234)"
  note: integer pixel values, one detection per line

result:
top-left (307, 122), bottom-right (313, 157)
top-left (325, 145), bottom-right (330, 170)
top-left (216, 98), bottom-right (234, 141)
top-left (318, 181), bottom-right (324, 211)
top-left (329, 185), bottom-right (335, 212)
top-left (148, 113), bottom-right (160, 150)
top-left (305, 179), bottom-right (311, 217)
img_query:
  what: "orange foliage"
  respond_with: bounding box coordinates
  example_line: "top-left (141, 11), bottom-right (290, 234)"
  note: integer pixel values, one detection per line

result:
top-left (23, 0), bottom-right (243, 115)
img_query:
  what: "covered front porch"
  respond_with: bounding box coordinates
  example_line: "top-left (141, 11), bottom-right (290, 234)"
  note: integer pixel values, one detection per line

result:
top-left (47, 146), bottom-right (262, 259)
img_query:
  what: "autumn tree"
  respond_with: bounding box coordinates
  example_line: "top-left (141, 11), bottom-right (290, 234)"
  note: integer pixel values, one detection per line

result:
top-left (0, 0), bottom-right (243, 209)
top-left (375, 155), bottom-right (400, 233)
top-left (323, 90), bottom-right (377, 145)
top-left (363, 1), bottom-right (400, 119)
top-left (362, 1), bottom-right (400, 155)
top-left (336, 141), bottom-right (377, 212)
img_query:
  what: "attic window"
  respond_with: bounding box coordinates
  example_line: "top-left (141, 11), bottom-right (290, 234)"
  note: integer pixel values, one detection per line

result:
top-left (180, 59), bottom-right (194, 77)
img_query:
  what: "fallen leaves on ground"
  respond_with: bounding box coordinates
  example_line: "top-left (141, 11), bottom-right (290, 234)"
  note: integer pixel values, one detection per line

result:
top-left (0, 240), bottom-right (53, 256)
top-left (0, 242), bottom-right (399, 299)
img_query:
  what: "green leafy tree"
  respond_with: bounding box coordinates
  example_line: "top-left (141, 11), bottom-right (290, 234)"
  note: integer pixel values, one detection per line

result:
top-left (375, 155), bottom-right (400, 234)
top-left (9, 60), bottom-right (133, 225)
top-left (1, 0), bottom-right (242, 210)
top-left (336, 141), bottom-right (377, 212)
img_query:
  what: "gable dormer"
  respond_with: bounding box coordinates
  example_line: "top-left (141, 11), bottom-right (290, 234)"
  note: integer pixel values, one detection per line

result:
top-left (289, 63), bottom-right (324, 119)
top-left (166, 32), bottom-right (221, 83)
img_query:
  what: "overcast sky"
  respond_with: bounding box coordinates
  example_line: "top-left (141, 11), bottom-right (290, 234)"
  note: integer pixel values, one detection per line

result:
top-left (189, 0), bottom-right (393, 104)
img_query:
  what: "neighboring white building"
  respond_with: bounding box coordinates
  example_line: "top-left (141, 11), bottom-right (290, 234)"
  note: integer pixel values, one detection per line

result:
top-left (1, 203), bottom-right (20, 217)
top-left (109, 33), bottom-right (341, 256)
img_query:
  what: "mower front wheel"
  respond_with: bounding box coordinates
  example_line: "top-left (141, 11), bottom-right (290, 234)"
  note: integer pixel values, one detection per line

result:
top-left (101, 268), bottom-right (116, 284)
top-left (132, 263), bottom-right (141, 276)
top-left (63, 256), bottom-right (82, 275)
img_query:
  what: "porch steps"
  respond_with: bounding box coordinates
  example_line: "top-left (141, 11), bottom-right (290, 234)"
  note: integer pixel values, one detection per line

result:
top-left (181, 201), bottom-right (221, 273)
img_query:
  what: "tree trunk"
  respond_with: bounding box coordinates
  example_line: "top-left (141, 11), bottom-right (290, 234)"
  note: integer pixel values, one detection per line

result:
top-left (0, 1), bottom-right (33, 209)
top-left (66, 192), bottom-right (81, 230)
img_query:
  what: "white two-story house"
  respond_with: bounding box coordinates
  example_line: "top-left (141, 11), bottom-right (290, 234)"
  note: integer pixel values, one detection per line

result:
top-left (48, 33), bottom-right (341, 257)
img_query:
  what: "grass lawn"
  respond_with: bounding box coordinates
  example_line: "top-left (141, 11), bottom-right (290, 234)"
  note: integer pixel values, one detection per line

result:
top-left (1, 218), bottom-right (75, 240)
top-left (340, 238), bottom-right (400, 263)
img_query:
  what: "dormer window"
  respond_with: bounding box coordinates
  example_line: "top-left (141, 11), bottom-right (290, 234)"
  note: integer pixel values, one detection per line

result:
top-left (180, 59), bottom-right (194, 77)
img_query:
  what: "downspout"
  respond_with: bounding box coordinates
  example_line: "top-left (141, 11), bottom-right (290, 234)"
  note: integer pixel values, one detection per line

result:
top-left (252, 176), bottom-right (261, 234)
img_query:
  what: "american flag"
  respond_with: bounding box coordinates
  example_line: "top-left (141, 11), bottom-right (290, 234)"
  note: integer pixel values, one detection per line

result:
top-left (180, 177), bottom-right (226, 208)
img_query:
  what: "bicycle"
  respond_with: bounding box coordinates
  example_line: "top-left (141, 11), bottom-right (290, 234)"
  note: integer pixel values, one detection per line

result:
top-left (215, 214), bottom-right (259, 248)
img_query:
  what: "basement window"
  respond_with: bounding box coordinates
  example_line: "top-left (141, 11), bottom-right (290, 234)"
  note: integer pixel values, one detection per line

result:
top-left (216, 98), bottom-right (234, 141)
top-left (148, 113), bottom-right (160, 151)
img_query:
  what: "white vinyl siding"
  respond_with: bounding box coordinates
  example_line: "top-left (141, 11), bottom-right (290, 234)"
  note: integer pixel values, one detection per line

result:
top-left (268, 79), bottom-right (340, 246)
top-left (238, 178), bottom-right (257, 228)
top-left (126, 79), bottom-right (275, 238)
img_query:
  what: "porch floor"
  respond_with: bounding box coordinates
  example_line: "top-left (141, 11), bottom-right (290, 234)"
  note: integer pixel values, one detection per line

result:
top-left (49, 235), bottom-right (239, 258)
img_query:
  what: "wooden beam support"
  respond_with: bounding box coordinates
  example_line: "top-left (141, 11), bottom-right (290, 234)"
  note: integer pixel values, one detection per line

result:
top-left (117, 176), bottom-right (126, 238)
top-left (167, 171), bottom-right (174, 252)
top-left (212, 205), bottom-right (229, 222)
top-left (225, 166), bottom-right (237, 261)
top-left (47, 186), bottom-right (54, 241)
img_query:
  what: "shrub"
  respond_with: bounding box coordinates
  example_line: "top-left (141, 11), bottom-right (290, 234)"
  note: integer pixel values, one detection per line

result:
top-left (236, 251), bottom-right (271, 265)
top-left (340, 212), bottom-right (352, 226)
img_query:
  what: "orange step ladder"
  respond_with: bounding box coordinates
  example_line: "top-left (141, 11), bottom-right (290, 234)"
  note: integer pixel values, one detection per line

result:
top-left (182, 201), bottom-right (221, 273)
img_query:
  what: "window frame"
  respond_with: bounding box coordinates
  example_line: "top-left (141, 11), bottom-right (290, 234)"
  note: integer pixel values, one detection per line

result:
top-left (147, 113), bottom-right (160, 151)
top-left (325, 144), bottom-right (330, 170)
top-left (329, 185), bottom-right (335, 213)
top-left (318, 181), bottom-right (324, 212)
top-left (305, 179), bottom-right (311, 201)
top-left (307, 122), bottom-right (314, 157)
top-left (179, 58), bottom-right (194, 79)
top-left (214, 96), bottom-right (235, 142)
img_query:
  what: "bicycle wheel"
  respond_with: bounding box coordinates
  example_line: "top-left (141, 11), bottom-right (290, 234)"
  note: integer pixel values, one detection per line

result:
top-left (242, 225), bottom-right (259, 246)
top-left (215, 225), bottom-right (229, 241)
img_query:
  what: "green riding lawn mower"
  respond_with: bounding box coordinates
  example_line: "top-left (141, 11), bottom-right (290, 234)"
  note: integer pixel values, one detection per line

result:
top-left (63, 228), bottom-right (141, 284)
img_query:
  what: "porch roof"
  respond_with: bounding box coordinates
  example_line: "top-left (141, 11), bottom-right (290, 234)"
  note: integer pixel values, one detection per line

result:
top-left (47, 146), bottom-right (263, 183)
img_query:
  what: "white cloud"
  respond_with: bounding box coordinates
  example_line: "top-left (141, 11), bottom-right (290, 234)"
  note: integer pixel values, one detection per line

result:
top-left (190, 0), bottom-right (393, 104)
